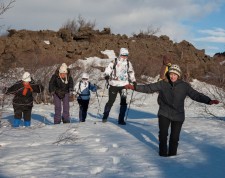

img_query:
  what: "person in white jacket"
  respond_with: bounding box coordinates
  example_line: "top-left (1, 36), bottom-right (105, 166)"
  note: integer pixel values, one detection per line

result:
top-left (74, 73), bottom-right (97, 122)
top-left (102, 48), bottom-right (136, 125)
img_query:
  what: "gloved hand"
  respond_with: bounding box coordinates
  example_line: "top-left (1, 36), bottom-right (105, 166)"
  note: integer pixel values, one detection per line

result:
top-left (105, 75), bottom-right (110, 81)
top-left (124, 84), bottom-right (134, 90)
top-left (69, 88), bottom-right (74, 94)
top-left (133, 81), bottom-right (137, 87)
top-left (209, 100), bottom-right (219, 105)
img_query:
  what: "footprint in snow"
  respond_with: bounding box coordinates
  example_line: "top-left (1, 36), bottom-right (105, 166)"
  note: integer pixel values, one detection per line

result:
top-left (95, 138), bottom-right (101, 142)
top-left (183, 130), bottom-right (190, 133)
top-left (194, 136), bottom-right (203, 141)
top-left (112, 143), bottom-right (119, 148)
top-left (112, 156), bottom-right (120, 165)
top-left (90, 167), bottom-right (104, 175)
top-left (98, 147), bottom-right (108, 152)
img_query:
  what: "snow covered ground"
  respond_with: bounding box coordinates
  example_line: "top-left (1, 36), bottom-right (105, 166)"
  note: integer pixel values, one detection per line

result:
top-left (1, 87), bottom-right (225, 178)
top-left (1, 51), bottom-right (225, 177)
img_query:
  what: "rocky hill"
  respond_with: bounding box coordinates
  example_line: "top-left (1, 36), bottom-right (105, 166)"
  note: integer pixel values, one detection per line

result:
top-left (0, 27), bottom-right (224, 85)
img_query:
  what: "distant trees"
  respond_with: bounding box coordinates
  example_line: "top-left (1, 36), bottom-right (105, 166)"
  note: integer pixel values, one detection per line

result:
top-left (0, 0), bottom-right (16, 113)
top-left (60, 15), bottom-right (96, 35)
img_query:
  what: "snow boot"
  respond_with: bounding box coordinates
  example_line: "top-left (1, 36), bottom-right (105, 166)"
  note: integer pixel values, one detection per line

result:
top-left (159, 142), bottom-right (168, 157)
top-left (24, 121), bottom-right (31, 127)
top-left (118, 105), bottom-right (127, 125)
top-left (13, 118), bottom-right (21, 127)
top-left (102, 104), bottom-right (111, 123)
top-left (168, 142), bottom-right (178, 156)
top-left (62, 116), bottom-right (70, 124)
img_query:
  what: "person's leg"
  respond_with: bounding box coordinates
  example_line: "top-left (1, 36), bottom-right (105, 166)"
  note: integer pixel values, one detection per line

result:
top-left (13, 106), bottom-right (22, 127)
top-left (81, 100), bottom-right (89, 122)
top-left (23, 108), bottom-right (32, 127)
top-left (102, 86), bottom-right (118, 122)
top-left (77, 99), bottom-right (83, 122)
top-left (158, 115), bottom-right (171, 156)
top-left (118, 88), bottom-right (127, 125)
top-left (168, 121), bottom-right (183, 156)
top-left (53, 94), bottom-right (62, 124)
top-left (62, 93), bottom-right (70, 123)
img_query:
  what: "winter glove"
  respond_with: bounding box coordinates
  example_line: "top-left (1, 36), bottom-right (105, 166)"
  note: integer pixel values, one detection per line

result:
top-left (104, 75), bottom-right (110, 81)
top-left (132, 81), bottom-right (137, 87)
top-left (124, 84), bottom-right (134, 90)
top-left (69, 88), bottom-right (74, 95)
top-left (209, 100), bottom-right (219, 105)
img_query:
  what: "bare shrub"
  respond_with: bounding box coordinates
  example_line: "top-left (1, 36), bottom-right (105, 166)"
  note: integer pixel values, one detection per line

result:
top-left (191, 69), bottom-right (225, 119)
top-left (60, 15), bottom-right (96, 35)
top-left (53, 125), bottom-right (79, 145)
top-left (132, 25), bottom-right (160, 37)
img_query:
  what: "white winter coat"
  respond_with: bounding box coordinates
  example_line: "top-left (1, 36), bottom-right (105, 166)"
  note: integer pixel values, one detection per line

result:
top-left (74, 80), bottom-right (97, 100)
top-left (104, 57), bottom-right (136, 87)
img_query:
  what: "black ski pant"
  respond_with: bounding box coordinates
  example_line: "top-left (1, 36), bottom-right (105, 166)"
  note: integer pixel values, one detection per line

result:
top-left (13, 105), bottom-right (32, 121)
top-left (77, 99), bottom-right (89, 122)
top-left (102, 86), bottom-right (127, 122)
top-left (158, 115), bottom-right (183, 156)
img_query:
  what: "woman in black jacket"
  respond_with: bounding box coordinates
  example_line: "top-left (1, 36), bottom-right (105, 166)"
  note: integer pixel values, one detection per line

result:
top-left (125, 64), bottom-right (219, 157)
top-left (6, 72), bottom-right (44, 127)
top-left (49, 63), bottom-right (74, 124)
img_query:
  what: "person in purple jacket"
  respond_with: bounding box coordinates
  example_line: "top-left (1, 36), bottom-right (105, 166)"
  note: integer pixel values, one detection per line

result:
top-left (125, 64), bottom-right (219, 157)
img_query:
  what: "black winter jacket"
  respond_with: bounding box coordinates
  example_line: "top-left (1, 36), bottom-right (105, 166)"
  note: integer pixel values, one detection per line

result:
top-left (135, 79), bottom-right (211, 122)
top-left (6, 80), bottom-right (44, 108)
top-left (49, 69), bottom-right (74, 99)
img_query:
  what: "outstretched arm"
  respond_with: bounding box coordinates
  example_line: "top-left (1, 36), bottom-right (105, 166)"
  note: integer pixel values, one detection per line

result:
top-left (187, 84), bottom-right (218, 105)
top-left (125, 81), bottom-right (162, 94)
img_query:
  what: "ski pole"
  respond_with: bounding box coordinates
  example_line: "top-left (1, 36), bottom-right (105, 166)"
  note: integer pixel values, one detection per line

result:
top-left (95, 88), bottom-right (101, 109)
top-left (125, 89), bottom-right (134, 121)
top-left (96, 81), bottom-right (107, 118)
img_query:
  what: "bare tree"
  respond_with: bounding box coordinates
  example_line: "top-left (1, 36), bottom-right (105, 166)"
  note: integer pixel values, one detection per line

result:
top-left (0, 0), bottom-right (15, 16)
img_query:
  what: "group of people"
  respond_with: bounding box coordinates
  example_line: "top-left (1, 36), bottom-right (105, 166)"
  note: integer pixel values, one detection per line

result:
top-left (5, 47), bottom-right (220, 157)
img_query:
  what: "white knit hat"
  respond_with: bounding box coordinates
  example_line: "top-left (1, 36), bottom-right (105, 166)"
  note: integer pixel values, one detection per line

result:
top-left (119, 48), bottom-right (129, 56)
top-left (82, 73), bottom-right (89, 79)
top-left (22, 72), bottom-right (31, 82)
top-left (169, 64), bottom-right (181, 77)
top-left (59, 65), bottom-right (68, 74)
top-left (61, 63), bottom-right (67, 68)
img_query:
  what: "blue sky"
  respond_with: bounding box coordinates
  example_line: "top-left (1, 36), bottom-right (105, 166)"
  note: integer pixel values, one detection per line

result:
top-left (1, 0), bottom-right (225, 56)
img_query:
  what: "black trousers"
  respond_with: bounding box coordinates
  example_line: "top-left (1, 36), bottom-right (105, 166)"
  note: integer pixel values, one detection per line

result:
top-left (158, 115), bottom-right (183, 156)
top-left (107, 86), bottom-right (127, 106)
top-left (77, 99), bottom-right (89, 122)
top-left (13, 105), bottom-right (32, 121)
top-left (103, 86), bottom-right (127, 121)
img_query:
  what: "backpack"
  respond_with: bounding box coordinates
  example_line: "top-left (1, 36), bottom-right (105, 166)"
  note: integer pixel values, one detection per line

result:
top-left (111, 58), bottom-right (130, 79)
top-left (78, 80), bottom-right (90, 93)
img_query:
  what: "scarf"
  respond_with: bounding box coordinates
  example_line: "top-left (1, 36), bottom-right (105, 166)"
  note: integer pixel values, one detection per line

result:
top-left (59, 73), bottom-right (68, 84)
top-left (22, 82), bottom-right (33, 96)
